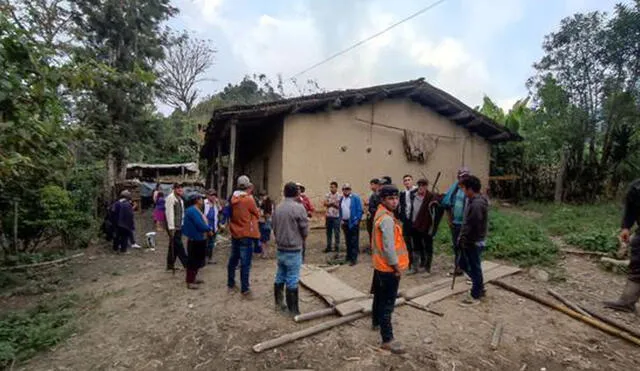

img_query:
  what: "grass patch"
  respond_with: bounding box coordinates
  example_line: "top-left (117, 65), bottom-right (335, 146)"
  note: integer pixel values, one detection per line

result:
top-left (2, 251), bottom-right (68, 268)
top-left (434, 207), bottom-right (557, 267)
top-left (0, 296), bottom-right (77, 368)
top-left (521, 202), bottom-right (621, 253)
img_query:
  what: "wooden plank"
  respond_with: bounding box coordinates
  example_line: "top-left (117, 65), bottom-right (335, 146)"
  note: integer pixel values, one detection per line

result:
top-left (294, 308), bottom-right (336, 323)
top-left (490, 322), bottom-right (503, 350)
top-left (412, 264), bottom-right (521, 307)
top-left (336, 299), bottom-right (370, 316)
top-left (401, 261), bottom-right (500, 300)
top-left (299, 266), bottom-right (367, 305)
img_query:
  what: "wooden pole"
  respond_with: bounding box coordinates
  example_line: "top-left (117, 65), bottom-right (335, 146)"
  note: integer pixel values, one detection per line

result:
top-left (491, 280), bottom-right (640, 347)
top-left (547, 289), bottom-right (591, 317)
top-left (578, 305), bottom-right (640, 340)
top-left (0, 253), bottom-right (84, 271)
top-left (254, 312), bottom-right (366, 353)
top-left (216, 141), bottom-right (222, 197)
top-left (490, 322), bottom-right (503, 350)
top-left (405, 301), bottom-right (444, 316)
top-left (293, 307), bottom-right (337, 323)
top-left (226, 121), bottom-right (237, 198)
top-left (254, 300), bottom-right (406, 352)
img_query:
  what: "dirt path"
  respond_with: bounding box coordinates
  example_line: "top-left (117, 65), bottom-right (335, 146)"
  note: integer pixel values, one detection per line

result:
top-left (13, 215), bottom-right (640, 371)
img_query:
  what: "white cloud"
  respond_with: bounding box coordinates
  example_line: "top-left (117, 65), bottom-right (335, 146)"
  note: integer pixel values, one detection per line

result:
top-left (195, 0), bottom-right (223, 21)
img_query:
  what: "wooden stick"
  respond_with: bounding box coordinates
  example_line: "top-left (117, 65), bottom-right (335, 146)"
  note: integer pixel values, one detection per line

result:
top-left (253, 312), bottom-right (367, 353)
top-left (0, 253), bottom-right (84, 271)
top-left (547, 289), bottom-right (591, 317)
top-left (293, 307), bottom-right (337, 323)
top-left (490, 322), bottom-right (503, 350)
top-left (577, 305), bottom-right (640, 340)
top-left (600, 257), bottom-right (630, 266)
top-left (406, 301), bottom-right (444, 317)
top-left (491, 280), bottom-right (640, 347)
top-left (560, 248), bottom-right (607, 257)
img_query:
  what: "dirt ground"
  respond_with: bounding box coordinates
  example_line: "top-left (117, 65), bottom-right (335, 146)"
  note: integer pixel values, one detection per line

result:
top-left (8, 212), bottom-right (640, 371)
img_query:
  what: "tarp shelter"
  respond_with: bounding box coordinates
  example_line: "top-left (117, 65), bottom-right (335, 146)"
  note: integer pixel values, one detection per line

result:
top-left (126, 162), bottom-right (199, 183)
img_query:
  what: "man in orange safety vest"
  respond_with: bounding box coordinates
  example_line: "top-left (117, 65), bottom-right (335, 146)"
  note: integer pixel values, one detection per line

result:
top-left (371, 184), bottom-right (409, 354)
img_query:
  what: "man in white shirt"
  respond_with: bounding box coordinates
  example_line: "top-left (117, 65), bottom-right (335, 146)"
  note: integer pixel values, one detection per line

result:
top-left (165, 183), bottom-right (187, 271)
top-left (398, 175), bottom-right (417, 273)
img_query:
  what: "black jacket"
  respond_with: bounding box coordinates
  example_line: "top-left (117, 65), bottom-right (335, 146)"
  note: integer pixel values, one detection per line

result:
top-left (398, 189), bottom-right (417, 223)
top-left (459, 194), bottom-right (488, 246)
top-left (623, 179), bottom-right (640, 230)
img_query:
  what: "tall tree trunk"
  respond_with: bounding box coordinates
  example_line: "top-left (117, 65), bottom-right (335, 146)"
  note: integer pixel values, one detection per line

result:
top-left (106, 152), bottom-right (126, 200)
top-left (554, 149), bottom-right (567, 203)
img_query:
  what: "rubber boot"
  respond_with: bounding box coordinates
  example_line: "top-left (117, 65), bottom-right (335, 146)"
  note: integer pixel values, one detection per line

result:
top-left (286, 287), bottom-right (300, 316)
top-left (603, 280), bottom-right (640, 313)
top-left (274, 283), bottom-right (287, 312)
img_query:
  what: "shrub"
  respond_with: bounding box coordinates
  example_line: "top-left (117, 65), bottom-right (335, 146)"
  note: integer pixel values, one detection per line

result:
top-left (0, 296), bottom-right (76, 368)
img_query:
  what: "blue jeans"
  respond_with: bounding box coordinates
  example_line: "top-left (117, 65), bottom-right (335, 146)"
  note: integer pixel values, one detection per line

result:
top-left (325, 217), bottom-right (340, 251)
top-left (274, 250), bottom-right (303, 289)
top-left (228, 238), bottom-right (254, 293)
top-left (459, 241), bottom-right (485, 299)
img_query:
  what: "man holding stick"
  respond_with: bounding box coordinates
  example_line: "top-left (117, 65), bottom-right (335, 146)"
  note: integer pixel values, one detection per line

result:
top-left (604, 179), bottom-right (640, 312)
top-left (371, 184), bottom-right (409, 354)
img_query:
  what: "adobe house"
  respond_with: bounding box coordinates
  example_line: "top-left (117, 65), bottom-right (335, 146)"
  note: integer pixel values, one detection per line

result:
top-left (200, 78), bottom-right (520, 208)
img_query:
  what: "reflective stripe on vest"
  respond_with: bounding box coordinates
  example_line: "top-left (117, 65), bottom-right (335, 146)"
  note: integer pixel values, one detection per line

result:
top-left (372, 205), bottom-right (409, 272)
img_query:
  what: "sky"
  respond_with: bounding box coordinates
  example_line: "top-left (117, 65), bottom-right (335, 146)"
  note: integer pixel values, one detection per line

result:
top-left (164, 0), bottom-right (620, 114)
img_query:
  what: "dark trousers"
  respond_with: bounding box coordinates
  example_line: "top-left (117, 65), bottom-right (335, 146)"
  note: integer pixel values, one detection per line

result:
top-left (451, 224), bottom-right (462, 272)
top-left (459, 243), bottom-right (485, 299)
top-left (227, 238), bottom-right (253, 293)
top-left (402, 222), bottom-right (414, 268)
top-left (325, 217), bottom-right (340, 251)
top-left (186, 239), bottom-right (206, 283)
top-left (113, 227), bottom-right (132, 252)
top-left (206, 234), bottom-right (216, 259)
top-left (342, 222), bottom-right (360, 263)
top-left (629, 235), bottom-right (640, 282)
top-left (411, 232), bottom-right (434, 271)
top-left (371, 270), bottom-right (400, 343)
top-left (366, 217), bottom-right (374, 246)
top-left (167, 230), bottom-right (187, 269)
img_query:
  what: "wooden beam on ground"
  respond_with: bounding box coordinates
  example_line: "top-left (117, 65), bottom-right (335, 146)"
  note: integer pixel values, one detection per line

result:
top-left (560, 248), bottom-right (607, 257)
top-left (547, 289), bottom-right (591, 317)
top-left (577, 305), bottom-right (640, 340)
top-left (253, 299), bottom-right (406, 353)
top-left (402, 262), bottom-right (500, 300)
top-left (0, 253), bottom-right (84, 271)
top-left (491, 280), bottom-right (640, 347)
top-left (490, 322), bottom-right (504, 350)
top-left (226, 120), bottom-right (237, 197)
top-left (405, 301), bottom-right (444, 317)
top-left (411, 262), bottom-right (517, 307)
top-left (294, 308), bottom-right (337, 323)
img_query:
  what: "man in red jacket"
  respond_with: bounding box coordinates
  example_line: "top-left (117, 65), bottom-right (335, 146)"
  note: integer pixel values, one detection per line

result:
top-left (297, 183), bottom-right (315, 218)
top-left (227, 175), bottom-right (260, 299)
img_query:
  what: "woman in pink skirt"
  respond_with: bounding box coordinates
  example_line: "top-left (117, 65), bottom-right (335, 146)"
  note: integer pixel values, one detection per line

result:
top-left (153, 191), bottom-right (166, 231)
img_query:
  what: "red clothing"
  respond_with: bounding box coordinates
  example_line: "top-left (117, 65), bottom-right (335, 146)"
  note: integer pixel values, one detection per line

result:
top-left (229, 191), bottom-right (260, 239)
top-left (299, 194), bottom-right (314, 217)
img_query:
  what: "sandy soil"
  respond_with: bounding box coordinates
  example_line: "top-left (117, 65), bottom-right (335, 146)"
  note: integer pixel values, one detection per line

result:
top-left (9, 213), bottom-right (640, 371)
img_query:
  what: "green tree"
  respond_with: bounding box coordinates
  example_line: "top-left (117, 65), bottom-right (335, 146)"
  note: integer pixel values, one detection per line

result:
top-left (69, 0), bottom-right (177, 195)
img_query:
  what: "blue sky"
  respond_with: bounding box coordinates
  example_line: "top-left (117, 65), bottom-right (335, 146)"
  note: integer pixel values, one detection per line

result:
top-left (166, 0), bottom-right (620, 113)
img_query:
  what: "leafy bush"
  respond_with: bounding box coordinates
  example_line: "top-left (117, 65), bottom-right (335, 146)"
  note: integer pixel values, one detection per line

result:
top-left (0, 296), bottom-right (76, 368)
top-left (434, 208), bottom-right (557, 266)
top-left (485, 209), bottom-right (558, 266)
top-left (521, 202), bottom-right (621, 253)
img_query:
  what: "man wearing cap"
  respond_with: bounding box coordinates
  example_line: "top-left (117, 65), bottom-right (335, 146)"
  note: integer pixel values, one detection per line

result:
top-left (165, 183), bottom-right (187, 270)
top-left (441, 167), bottom-right (471, 276)
top-left (272, 182), bottom-right (309, 315)
top-left (227, 175), bottom-right (261, 298)
top-left (410, 178), bottom-right (440, 273)
top-left (371, 184), bottom-right (409, 354)
top-left (398, 175), bottom-right (417, 264)
top-left (339, 183), bottom-right (364, 266)
top-left (111, 190), bottom-right (135, 254)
